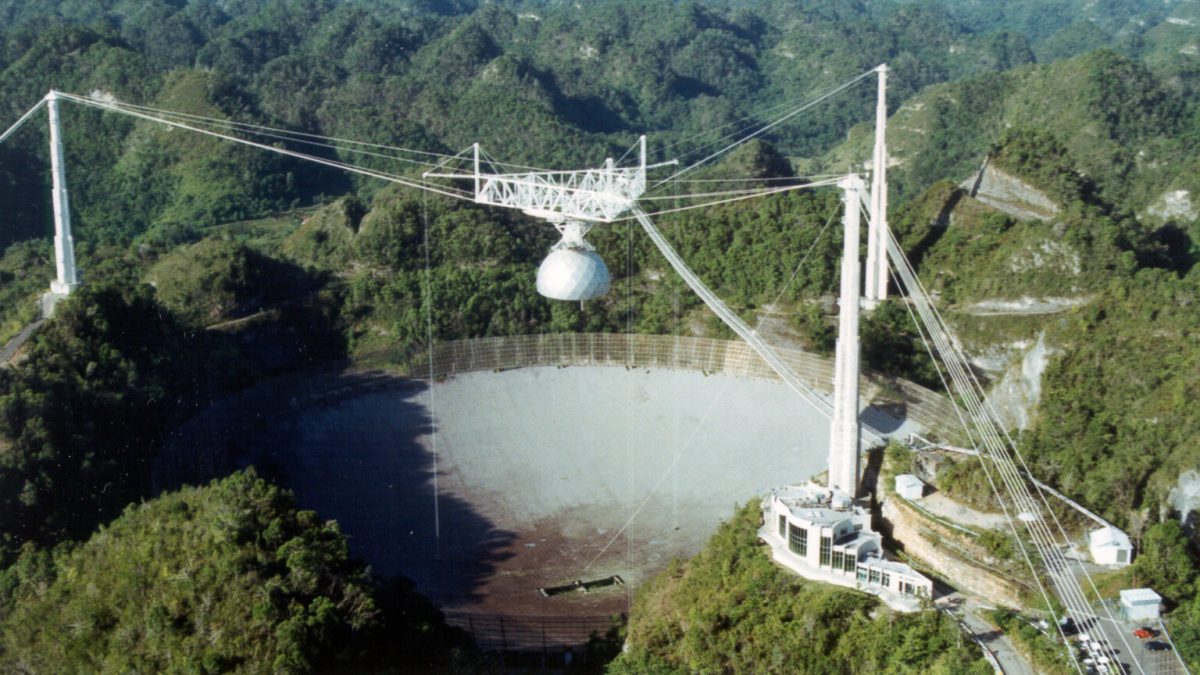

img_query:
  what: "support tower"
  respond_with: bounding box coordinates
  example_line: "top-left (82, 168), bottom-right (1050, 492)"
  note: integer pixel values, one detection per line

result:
top-left (43, 90), bottom-right (79, 315)
top-left (865, 64), bottom-right (889, 305)
top-left (828, 174), bottom-right (865, 496)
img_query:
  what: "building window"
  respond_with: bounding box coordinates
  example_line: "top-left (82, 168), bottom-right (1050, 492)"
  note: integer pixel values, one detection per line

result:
top-left (778, 514), bottom-right (786, 539)
top-left (869, 569), bottom-right (880, 584)
top-left (857, 568), bottom-right (868, 582)
top-left (844, 553), bottom-right (856, 573)
top-left (788, 523), bottom-right (808, 556)
top-left (881, 572), bottom-right (890, 588)
top-left (854, 524), bottom-right (863, 532)
top-left (820, 535), bottom-right (832, 566)
top-left (832, 550), bottom-right (844, 571)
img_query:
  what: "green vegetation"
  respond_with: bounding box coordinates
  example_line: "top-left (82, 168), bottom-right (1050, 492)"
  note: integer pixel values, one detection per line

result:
top-left (0, 240), bottom-right (51, 344)
top-left (0, 0), bottom-right (1199, 670)
top-left (149, 238), bottom-right (321, 327)
top-left (1132, 521), bottom-right (1197, 604)
top-left (1021, 269), bottom-right (1200, 526)
top-left (830, 47), bottom-right (1197, 208)
top-left (610, 502), bottom-right (989, 674)
top-left (0, 470), bottom-right (476, 673)
top-left (935, 457), bottom-right (1002, 513)
top-left (976, 528), bottom-right (1015, 562)
top-left (0, 283), bottom-right (251, 561)
top-left (986, 608), bottom-right (1073, 675)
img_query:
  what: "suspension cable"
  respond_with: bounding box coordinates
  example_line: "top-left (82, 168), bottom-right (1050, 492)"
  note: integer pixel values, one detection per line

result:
top-left (650, 69), bottom-right (877, 190)
top-left (60, 93), bottom-right (477, 204)
top-left (882, 223), bottom-right (1141, 673)
top-left (0, 99), bottom-right (47, 147)
top-left (59, 93), bottom-right (462, 162)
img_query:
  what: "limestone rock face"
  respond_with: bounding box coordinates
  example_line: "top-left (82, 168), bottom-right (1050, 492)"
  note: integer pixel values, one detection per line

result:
top-left (1146, 189), bottom-right (1197, 223)
top-left (1169, 470), bottom-right (1200, 532)
top-left (983, 332), bottom-right (1055, 432)
top-left (961, 163), bottom-right (1060, 221)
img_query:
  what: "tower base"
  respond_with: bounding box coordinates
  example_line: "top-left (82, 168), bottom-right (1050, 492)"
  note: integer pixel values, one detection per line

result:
top-left (41, 290), bottom-right (68, 318)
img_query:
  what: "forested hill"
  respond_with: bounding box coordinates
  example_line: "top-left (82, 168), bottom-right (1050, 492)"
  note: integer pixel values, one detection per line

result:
top-left (2, 0), bottom-right (1200, 671)
top-left (0, 0), bottom-right (1180, 249)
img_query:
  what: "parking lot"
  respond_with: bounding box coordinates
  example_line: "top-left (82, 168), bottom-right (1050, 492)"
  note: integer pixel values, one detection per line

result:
top-left (1076, 608), bottom-right (1188, 675)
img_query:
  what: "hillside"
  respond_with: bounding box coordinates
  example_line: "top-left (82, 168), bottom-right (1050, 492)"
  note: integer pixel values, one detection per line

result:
top-left (0, 0), bottom-right (1149, 252)
top-left (610, 502), bottom-right (989, 674)
top-left (825, 49), bottom-right (1196, 211)
top-left (1, 0), bottom-right (1200, 671)
top-left (0, 470), bottom-right (476, 672)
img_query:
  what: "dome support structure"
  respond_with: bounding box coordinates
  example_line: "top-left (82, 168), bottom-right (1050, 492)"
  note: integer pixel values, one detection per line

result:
top-left (425, 136), bottom-right (666, 302)
top-left (426, 136), bottom-right (656, 227)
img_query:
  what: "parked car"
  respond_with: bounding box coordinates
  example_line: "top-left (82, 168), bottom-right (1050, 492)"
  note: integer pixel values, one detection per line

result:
top-left (1132, 626), bottom-right (1157, 639)
top-left (1144, 640), bottom-right (1170, 652)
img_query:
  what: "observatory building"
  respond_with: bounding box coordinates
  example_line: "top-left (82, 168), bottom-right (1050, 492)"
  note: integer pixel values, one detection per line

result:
top-left (758, 484), bottom-right (932, 611)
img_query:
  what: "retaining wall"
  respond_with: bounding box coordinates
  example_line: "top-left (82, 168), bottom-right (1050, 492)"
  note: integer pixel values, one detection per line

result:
top-left (881, 491), bottom-right (1027, 608)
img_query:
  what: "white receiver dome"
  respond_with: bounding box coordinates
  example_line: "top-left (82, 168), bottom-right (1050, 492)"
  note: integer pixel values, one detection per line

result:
top-left (536, 248), bottom-right (610, 301)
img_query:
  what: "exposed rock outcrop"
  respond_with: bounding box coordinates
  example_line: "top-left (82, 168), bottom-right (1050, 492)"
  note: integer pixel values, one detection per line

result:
top-left (961, 161), bottom-right (1060, 221)
top-left (982, 332), bottom-right (1056, 431)
top-left (1169, 469), bottom-right (1200, 535)
top-left (879, 491), bottom-right (1026, 608)
top-left (1145, 189), bottom-right (1197, 223)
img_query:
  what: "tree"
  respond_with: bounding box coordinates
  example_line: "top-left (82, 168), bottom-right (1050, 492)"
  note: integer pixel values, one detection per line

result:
top-left (1133, 521), bottom-right (1197, 605)
top-left (0, 470), bottom-right (378, 672)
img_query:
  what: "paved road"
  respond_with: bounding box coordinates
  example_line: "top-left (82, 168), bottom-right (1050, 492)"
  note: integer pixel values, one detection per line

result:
top-left (0, 320), bottom-right (44, 365)
top-left (938, 595), bottom-right (1036, 675)
top-left (920, 492), bottom-right (1009, 530)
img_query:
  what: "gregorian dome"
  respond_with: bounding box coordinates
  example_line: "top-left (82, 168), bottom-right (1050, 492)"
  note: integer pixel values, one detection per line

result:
top-left (536, 247), bottom-right (610, 301)
top-left (534, 218), bottom-right (610, 301)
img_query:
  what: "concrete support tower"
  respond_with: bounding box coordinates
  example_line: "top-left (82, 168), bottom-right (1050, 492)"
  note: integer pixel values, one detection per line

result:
top-left (46, 90), bottom-right (78, 301)
top-left (865, 64), bottom-right (888, 305)
top-left (828, 175), bottom-right (864, 496)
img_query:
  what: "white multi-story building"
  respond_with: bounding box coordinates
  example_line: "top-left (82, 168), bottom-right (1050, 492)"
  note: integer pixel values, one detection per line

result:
top-left (759, 484), bottom-right (933, 611)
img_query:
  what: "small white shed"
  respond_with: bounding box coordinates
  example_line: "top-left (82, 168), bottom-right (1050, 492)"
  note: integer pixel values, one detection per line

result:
top-left (1120, 588), bottom-right (1162, 622)
top-left (1088, 526), bottom-right (1133, 566)
top-left (895, 474), bottom-right (925, 500)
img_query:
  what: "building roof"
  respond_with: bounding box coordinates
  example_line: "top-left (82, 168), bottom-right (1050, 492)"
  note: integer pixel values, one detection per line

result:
top-left (1120, 588), bottom-right (1162, 605)
top-left (1089, 526), bottom-right (1132, 549)
top-left (769, 484), bottom-right (858, 527)
top-left (895, 474), bottom-right (924, 490)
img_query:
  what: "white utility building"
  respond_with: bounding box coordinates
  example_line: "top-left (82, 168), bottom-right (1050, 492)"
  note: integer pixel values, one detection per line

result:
top-left (1088, 526), bottom-right (1133, 567)
top-left (895, 474), bottom-right (925, 500)
top-left (1120, 588), bottom-right (1162, 622)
